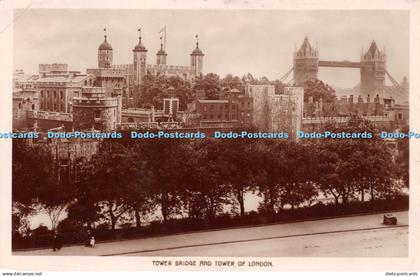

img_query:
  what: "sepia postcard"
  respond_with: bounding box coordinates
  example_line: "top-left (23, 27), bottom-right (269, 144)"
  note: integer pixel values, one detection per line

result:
top-left (0, 0), bottom-right (419, 274)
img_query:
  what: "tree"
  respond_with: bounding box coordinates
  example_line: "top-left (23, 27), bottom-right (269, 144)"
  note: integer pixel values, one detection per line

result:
top-left (217, 139), bottom-right (255, 217)
top-left (87, 142), bottom-right (134, 230)
top-left (12, 139), bottom-right (74, 231)
top-left (193, 73), bottom-right (221, 100)
top-left (252, 140), bottom-right (285, 214)
top-left (280, 143), bottom-right (318, 210)
top-left (221, 74), bottom-right (244, 92)
top-left (137, 74), bottom-right (193, 110)
top-left (67, 157), bottom-right (103, 228)
top-left (312, 116), bottom-right (401, 205)
top-left (183, 139), bottom-right (232, 220)
top-left (137, 139), bottom-right (191, 223)
top-left (396, 126), bottom-right (409, 188)
top-left (303, 80), bottom-right (336, 103)
top-left (313, 140), bottom-right (359, 205)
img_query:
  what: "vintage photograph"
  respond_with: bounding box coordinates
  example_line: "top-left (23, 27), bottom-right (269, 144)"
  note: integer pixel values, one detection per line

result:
top-left (11, 9), bottom-right (409, 258)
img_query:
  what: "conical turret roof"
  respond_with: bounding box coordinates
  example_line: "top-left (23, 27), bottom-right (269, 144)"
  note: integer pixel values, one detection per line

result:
top-left (98, 36), bottom-right (112, 51)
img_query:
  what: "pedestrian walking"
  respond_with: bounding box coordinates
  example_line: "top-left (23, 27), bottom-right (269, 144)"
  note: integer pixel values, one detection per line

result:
top-left (85, 229), bottom-right (92, 247)
top-left (52, 230), bottom-right (62, 251)
top-left (90, 236), bottom-right (96, 248)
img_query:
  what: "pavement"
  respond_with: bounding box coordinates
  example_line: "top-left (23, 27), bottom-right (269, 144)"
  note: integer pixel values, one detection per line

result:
top-left (14, 211), bottom-right (408, 257)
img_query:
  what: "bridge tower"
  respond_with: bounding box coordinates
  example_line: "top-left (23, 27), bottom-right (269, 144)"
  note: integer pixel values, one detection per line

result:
top-left (293, 36), bottom-right (319, 85)
top-left (360, 41), bottom-right (386, 97)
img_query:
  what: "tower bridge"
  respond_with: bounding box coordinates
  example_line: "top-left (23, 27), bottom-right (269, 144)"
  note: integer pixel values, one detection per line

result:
top-left (288, 36), bottom-right (403, 99)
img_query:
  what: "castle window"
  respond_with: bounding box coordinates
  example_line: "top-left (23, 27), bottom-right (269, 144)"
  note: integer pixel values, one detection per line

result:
top-left (398, 113), bottom-right (403, 120)
top-left (18, 103), bottom-right (22, 109)
top-left (210, 114), bottom-right (214, 119)
top-left (60, 91), bottom-right (64, 100)
top-left (95, 111), bottom-right (101, 119)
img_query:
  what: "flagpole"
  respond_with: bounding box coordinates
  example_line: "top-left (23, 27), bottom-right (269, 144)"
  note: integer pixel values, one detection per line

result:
top-left (164, 25), bottom-right (166, 51)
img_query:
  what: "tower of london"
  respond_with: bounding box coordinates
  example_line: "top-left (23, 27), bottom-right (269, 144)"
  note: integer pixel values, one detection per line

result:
top-left (94, 29), bottom-right (205, 108)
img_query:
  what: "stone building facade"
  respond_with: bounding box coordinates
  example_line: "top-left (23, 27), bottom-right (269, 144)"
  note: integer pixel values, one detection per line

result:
top-left (188, 91), bottom-right (253, 125)
top-left (13, 95), bottom-right (38, 130)
top-left (13, 72), bottom-right (39, 129)
top-left (246, 84), bottom-right (304, 140)
top-left (72, 87), bottom-right (119, 131)
top-left (36, 67), bottom-right (95, 113)
top-left (246, 84), bottom-right (275, 130)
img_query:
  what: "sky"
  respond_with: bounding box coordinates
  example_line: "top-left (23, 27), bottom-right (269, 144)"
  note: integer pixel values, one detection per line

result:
top-left (13, 9), bottom-right (409, 88)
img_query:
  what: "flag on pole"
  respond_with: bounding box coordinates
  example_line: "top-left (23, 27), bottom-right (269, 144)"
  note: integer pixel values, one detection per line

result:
top-left (159, 26), bottom-right (167, 50)
top-left (158, 25), bottom-right (166, 34)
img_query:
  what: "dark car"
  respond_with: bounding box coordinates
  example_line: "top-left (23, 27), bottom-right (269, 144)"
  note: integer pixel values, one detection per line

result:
top-left (383, 214), bottom-right (397, 225)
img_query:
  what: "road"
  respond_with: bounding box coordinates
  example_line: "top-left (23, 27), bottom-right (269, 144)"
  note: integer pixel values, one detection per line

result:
top-left (14, 211), bottom-right (408, 257)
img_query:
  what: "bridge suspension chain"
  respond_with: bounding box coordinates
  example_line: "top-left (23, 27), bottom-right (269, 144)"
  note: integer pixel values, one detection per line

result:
top-left (385, 70), bottom-right (406, 96)
top-left (280, 67), bottom-right (293, 83)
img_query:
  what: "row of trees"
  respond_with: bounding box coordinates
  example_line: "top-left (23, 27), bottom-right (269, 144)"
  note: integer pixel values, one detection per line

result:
top-left (135, 73), bottom-right (287, 109)
top-left (12, 117), bottom-right (407, 235)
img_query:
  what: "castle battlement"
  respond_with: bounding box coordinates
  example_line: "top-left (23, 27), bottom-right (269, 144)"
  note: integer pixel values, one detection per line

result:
top-left (337, 94), bottom-right (386, 104)
top-left (302, 115), bottom-right (390, 124)
top-left (86, 68), bottom-right (126, 78)
top-left (72, 97), bottom-right (118, 107)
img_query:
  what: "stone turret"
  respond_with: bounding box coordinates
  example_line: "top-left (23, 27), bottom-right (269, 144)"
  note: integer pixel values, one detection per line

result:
top-left (360, 40), bottom-right (386, 97)
top-left (98, 28), bottom-right (113, 68)
top-left (293, 36), bottom-right (319, 85)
